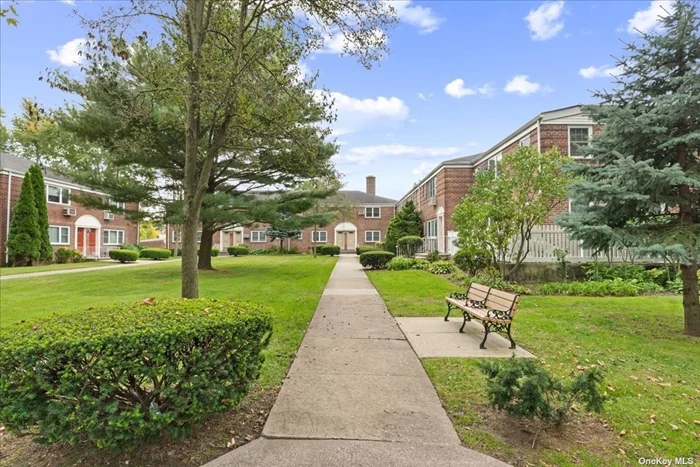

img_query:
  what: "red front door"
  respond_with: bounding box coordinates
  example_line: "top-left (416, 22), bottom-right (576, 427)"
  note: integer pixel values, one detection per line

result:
top-left (77, 228), bottom-right (97, 257)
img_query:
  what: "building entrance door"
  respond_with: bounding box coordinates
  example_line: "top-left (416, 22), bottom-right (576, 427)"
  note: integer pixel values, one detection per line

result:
top-left (77, 228), bottom-right (97, 258)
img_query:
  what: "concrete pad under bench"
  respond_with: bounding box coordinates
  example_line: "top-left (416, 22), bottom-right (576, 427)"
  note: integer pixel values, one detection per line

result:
top-left (397, 318), bottom-right (535, 359)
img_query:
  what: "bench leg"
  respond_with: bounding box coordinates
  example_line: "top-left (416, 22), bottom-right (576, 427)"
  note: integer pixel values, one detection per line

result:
top-left (506, 323), bottom-right (516, 350)
top-left (444, 301), bottom-right (451, 321)
top-left (459, 313), bottom-right (469, 333)
top-left (479, 322), bottom-right (490, 349)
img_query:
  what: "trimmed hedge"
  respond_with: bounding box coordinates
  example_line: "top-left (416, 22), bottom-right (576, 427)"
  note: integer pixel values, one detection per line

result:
top-left (359, 251), bottom-right (395, 269)
top-left (356, 245), bottom-right (380, 255)
top-left (227, 246), bottom-right (249, 257)
top-left (0, 299), bottom-right (273, 449)
top-left (386, 257), bottom-right (429, 271)
top-left (140, 248), bottom-right (172, 260)
top-left (108, 249), bottom-right (139, 263)
top-left (317, 244), bottom-right (341, 256)
top-left (397, 235), bottom-right (423, 257)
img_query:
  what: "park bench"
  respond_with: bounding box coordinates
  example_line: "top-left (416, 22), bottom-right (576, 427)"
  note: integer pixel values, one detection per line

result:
top-left (444, 283), bottom-right (521, 350)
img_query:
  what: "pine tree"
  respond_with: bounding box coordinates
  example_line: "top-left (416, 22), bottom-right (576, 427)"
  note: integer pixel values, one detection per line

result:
top-left (558, 0), bottom-right (700, 336)
top-left (385, 200), bottom-right (423, 254)
top-left (27, 164), bottom-right (53, 261)
top-left (6, 171), bottom-right (41, 266)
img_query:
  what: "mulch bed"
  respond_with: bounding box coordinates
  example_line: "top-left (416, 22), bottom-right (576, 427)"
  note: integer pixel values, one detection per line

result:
top-left (0, 388), bottom-right (278, 467)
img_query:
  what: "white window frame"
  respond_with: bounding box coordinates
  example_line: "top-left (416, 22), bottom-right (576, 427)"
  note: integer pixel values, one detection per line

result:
top-left (106, 198), bottom-right (126, 210)
top-left (48, 225), bottom-right (70, 245)
top-left (568, 126), bottom-right (592, 158)
top-left (519, 135), bottom-right (531, 147)
top-left (426, 219), bottom-right (437, 238)
top-left (312, 231), bottom-right (327, 243)
top-left (196, 231), bottom-right (202, 243)
top-left (172, 230), bottom-right (181, 243)
top-left (46, 184), bottom-right (70, 205)
top-left (103, 229), bottom-right (125, 245)
top-left (487, 152), bottom-right (503, 176)
top-left (251, 231), bottom-right (267, 243)
top-left (365, 230), bottom-right (381, 243)
top-left (364, 206), bottom-right (381, 218)
top-left (426, 177), bottom-right (436, 199)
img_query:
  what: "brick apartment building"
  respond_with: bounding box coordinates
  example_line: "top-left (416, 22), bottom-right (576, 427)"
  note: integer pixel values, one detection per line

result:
top-left (145, 176), bottom-right (397, 254)
top-left (396, 105), bottom-right (602, 256)
top-left (0, 153), bottom-right (139, 265)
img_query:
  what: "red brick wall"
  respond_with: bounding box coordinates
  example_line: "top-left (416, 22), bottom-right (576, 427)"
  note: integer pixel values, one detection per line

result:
top-left (0, 173), bottom-right (138, 264)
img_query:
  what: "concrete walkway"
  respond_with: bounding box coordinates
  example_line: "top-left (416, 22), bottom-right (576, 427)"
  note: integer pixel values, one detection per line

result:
top-left (205, 255), bottom-right (508, 467)
top-left (0, 258), bottom-right (180, 281)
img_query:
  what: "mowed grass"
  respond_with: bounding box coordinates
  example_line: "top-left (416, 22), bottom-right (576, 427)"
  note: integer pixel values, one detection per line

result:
top-left (0, 260), bottom-right (117, 276)
top-left (367, 270), bottom-right (700, 466)
top-left (1, 255), bottom-right (337, 389)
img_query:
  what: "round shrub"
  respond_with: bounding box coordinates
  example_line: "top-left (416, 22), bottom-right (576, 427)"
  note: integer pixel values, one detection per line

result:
top-left (211, 247), bottom-right (220, 257)
top-left (227, 246), bottom-right (249, 257)
top-left (425, 250), bottom-right (441, 263)
top-left (0, 299), bottom-right (273, 449)
top-left (452, 248), bottom-right (491, 274)
top-left (359, 251), bottom-right (395, 269)
top-left (140, 248), bottom-right (172, 260)
top-left (70, 249), bottom-right (84, 263)
top-left (318, 244), bottom-right (341, 256)
top-left (54, 246), bottom-right (72, 264)
top-left (397, 236), bottom-right (423, 257)
top-left (356, 245), bottom-right (380, 255)
top-left (108, 249), bottom-right (139, 263)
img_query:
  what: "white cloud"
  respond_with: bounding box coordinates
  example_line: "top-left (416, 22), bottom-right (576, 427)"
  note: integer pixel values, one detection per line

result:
top-left (525, 1), bottom-right (565, 41)
top-left (627, 1), bottom-right (674, 34)
top-left (579, 64), bottom-right (623, 79)
top-left (444, 79), bottom-right (494, 99)
top-left (333, 144), bottom-right (460, 165)
top-left (504, 75), bottom-right (546, 95)
top-left (417, 92), bottom-right (433, 101)
top-left (412, 161), bottom-right (438, 176)
top-left (46, 38), bottom-right (85, 66)
top-left (314, 90), bottom-right (409, 135)
top-left (318, 28), bottom-right (387, 56)
top-left (389, 0), bottom-right (444, 34)
top-left (59, 0), bottom-right (76, 5)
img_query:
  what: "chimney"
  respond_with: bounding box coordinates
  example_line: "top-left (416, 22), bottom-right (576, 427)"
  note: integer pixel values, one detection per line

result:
top-left (366, 175), bottom-right (376, 195)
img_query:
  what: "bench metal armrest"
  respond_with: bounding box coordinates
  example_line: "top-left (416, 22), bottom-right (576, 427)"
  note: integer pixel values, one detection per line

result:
top-left (487, 308), bottom-right (512, 321)
top-left (449, 291), bottom-right (468, 300)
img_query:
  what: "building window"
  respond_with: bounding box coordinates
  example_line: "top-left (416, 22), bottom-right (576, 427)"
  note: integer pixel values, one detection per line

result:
top-left (172, 230), bottom-right (181, 243)
top-left (47, 184), bottom-right (70, 205)
top-left (569, 127), bottom-right (590, 157)
top-left (48, 226), bottom-right (70, 245)
top-left (519, 135), bottom-right (531, 146)
top-left (365, 206), bottom-right (380, 218)
top-left (487, 152), bottom-right (503, 175)
top-left (103, 229), bottom-right (125, 245)
top-left (365, 231), bottom-right (381, 243)
top-left (426, 219), bottom-right (437, 238)
top-left (251, 231), bottom-right (267, 243)
top-left (106, 198), bottom-right (125, 210)
top-left (312, 231), bottom-right (327, 243)
top-left (426, 177), bottom-right (436, 199)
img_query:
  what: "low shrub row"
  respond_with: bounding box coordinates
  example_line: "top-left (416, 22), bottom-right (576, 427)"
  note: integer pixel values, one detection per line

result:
top-left (538, 278), bottom-right (663, 297)
top-left (140, 248), bottom-right (172, 260)
top-left (426, 260), bottom-right (457, 275)
top-left (0, 299), bottom-right (273, 450)
top-left (386, 257), bottom-right (429, 271)
top-left (316, 244), bottom-right (340, 256)
top-left (360, 251), bottom-right (395, 269)
top-left (227, 246), bottom-right (250, 256)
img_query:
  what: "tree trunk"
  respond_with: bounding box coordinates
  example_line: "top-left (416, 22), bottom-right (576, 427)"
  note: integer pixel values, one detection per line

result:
top-left (198, 225), bottom-right (215, 270)
top-left (181, 195), bottom-right (201, 298)
top-left (681, 260), bottom-right (700, 337)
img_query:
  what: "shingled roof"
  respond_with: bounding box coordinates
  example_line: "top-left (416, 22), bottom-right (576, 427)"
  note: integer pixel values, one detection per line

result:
top-left (0, 153), bottom-right (74, 184)
top-left (337, 190), bottom-right (396, 205)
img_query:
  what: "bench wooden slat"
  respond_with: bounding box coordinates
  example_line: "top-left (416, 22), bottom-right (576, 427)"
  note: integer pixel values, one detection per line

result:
top-left (485, 294), bottom-right (516, 309)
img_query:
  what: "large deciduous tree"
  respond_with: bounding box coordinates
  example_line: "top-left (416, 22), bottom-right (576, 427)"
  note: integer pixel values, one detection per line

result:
top-left (6, 172), bottom-right (40, 266)
top-left (557, 0), bottom-right (700, 336)
top-left (453, 146), bottom-right (570, 279)
top-left (63, 0), bottom-right (396, 298)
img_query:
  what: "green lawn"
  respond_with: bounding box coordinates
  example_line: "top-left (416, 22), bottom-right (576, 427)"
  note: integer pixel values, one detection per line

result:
top-left (0, 258), bottom-right (179, 276)
top-left (1, 255), bottom-right (337, 389)
top-left (368, 270), bottom-right (700, 467)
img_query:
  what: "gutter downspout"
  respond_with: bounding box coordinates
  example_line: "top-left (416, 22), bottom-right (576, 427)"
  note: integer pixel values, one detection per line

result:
top-left (5, 173), bottom-right (12, 265)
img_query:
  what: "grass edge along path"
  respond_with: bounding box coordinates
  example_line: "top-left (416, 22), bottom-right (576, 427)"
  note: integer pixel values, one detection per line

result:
top-left (367, 269), bottom-right (699, 467)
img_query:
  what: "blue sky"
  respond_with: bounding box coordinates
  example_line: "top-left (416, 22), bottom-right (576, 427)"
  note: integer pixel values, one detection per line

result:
top-left (0, 0), bottom-right (673, 199)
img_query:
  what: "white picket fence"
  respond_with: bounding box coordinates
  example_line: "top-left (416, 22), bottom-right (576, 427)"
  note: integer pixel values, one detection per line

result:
top-left (520, 225), bottom-right (634, 263)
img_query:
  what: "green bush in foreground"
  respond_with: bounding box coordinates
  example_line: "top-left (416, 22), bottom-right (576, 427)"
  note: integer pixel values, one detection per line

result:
top-left (54, 247), bottom-right (73, 264)
top-left (448, 270), bottom-right (532, 295)
top-left (359, 251), bottom-right (395, 269)
top-left (426, 260), bottom-right (457, 275)
top-left (227, 246), bottom-right (249, 256)
top-left (317, 244), bottom-right (341, 256)
top-left (480, 357), bottom-right (605, 428)
top-left (397, 235), bottom-right (423, 257)
top-left (139, 248), bottom-right (172, 260)
top-left (425, 250), bottom-right (441, 263)
top-left (0, 299), bottom-right (273, 449)
top-left (108, 249), bottom-right (139, 263)
top-left (356, 245), bottom-right (380, 255)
